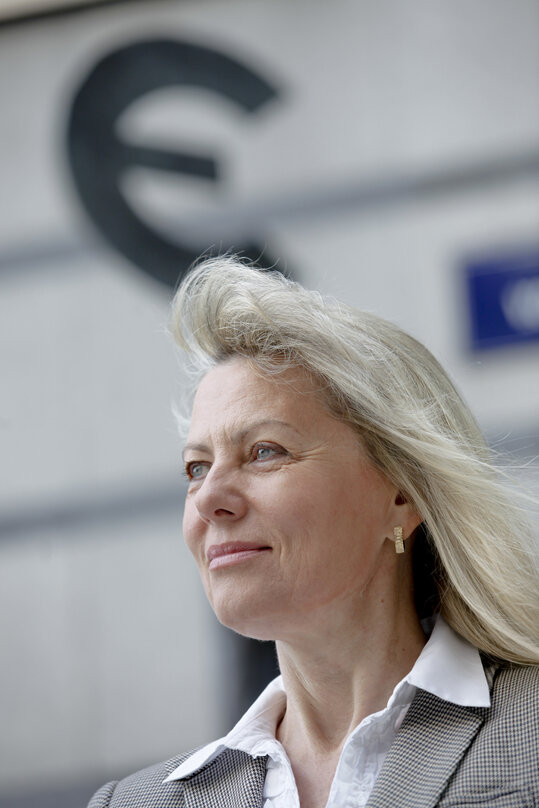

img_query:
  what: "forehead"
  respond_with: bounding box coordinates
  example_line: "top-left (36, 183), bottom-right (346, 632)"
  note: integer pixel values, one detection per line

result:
top-left (188, 356), bottom-right (331, 433)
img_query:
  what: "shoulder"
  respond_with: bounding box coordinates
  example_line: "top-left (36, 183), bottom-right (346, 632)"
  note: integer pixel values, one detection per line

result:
top-left (435, 663), bottom-right (539, 806)
top-left (86, 747), bottom-right (267, 808)
top-left (482, 662), bottom-right (539, 750)
top-left (472, 664), bottom-right (539, 785)
top-left (86, 751), bottom-right (193, 808)
top-left (489, 661), bottom-right (539, 718)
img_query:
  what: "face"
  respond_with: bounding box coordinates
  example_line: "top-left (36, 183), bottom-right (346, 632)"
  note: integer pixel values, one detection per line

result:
top-left (182, 357), bottom-right (414, 641)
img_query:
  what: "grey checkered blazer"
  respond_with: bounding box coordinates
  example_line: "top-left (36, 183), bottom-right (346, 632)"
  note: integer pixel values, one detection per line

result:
top-left (88, 662), bottom-right (539, 807)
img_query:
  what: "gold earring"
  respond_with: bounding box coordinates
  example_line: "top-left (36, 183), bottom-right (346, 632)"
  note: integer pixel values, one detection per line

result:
top-left (394, 526), bottom-right (405, 554)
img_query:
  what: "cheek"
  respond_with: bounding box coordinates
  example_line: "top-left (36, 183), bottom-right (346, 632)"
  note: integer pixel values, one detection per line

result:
top-left (182, 501), bottom-right (202, 558)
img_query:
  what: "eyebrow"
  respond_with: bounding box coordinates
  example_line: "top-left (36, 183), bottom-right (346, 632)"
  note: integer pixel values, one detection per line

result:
top-left (182, 419), bottom-right (300, 459)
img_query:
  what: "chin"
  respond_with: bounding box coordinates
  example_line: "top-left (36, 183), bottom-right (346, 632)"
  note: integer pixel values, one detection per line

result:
top-left (214, 604), bottom-right (279, 641)
top-left (209, 589), bottom-right (283, 641)
top-left (223, 619), bottom-right (278, 642)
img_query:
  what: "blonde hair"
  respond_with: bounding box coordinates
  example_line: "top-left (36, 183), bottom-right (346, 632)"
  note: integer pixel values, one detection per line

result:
top-left (171, 256), bottom-right (539, 665)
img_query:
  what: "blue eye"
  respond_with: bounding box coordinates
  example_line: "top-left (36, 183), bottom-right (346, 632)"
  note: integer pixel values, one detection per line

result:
top-left (253, 444), bottom-right (284, 462)
top-left (185, 461), bottom-right (209, 480)
top-left (256, 446), bottom-right (275, 460)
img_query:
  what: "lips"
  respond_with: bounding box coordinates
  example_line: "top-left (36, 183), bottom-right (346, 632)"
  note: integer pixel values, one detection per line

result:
top-left (206, 542), bottom-right (271, 570)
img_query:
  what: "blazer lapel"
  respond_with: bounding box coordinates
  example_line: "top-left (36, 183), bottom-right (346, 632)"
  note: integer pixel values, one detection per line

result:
top-left (180, 748), bottom-right (267, 808)
top-left (367, 688), bottom-right (487, 808)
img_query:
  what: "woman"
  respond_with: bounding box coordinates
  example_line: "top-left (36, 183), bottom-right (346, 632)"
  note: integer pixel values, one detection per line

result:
top-left (89, 258), bottom-right (539, 808)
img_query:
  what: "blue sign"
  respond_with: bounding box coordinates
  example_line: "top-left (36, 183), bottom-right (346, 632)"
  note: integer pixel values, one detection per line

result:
top-left (465, 248), bottom-right (539, 350)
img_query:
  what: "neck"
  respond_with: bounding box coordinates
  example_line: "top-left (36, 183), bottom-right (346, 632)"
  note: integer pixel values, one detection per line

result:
top-left (275, 556), bottom-right (426, 755)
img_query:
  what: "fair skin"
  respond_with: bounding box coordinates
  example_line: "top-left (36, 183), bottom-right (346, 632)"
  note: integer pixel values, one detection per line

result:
top-left (183, 356), bottom-right (425, 808)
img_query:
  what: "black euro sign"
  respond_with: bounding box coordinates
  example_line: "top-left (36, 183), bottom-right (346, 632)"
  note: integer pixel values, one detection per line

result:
top-left (66, 39), bottom-right (281, 288)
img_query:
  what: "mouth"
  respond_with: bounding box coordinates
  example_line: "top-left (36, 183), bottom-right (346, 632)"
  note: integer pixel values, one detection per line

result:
top-left (206, 542), bottom-right (272, 570)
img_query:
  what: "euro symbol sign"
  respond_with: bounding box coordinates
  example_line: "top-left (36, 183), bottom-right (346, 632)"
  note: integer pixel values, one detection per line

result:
top-left (67, 38), bottom-right (280, 288)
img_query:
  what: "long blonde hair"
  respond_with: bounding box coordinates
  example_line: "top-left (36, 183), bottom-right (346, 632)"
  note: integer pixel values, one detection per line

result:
top-left (171, 256), bottom-right (539, 665)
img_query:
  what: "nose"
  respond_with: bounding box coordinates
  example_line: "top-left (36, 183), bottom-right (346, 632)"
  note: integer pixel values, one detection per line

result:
top-left (192, 466), bottom-right (247, 524)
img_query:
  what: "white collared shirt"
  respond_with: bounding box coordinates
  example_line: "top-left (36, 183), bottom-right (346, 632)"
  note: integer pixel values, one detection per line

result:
top-left (165, 617), bottom-right (490, 808)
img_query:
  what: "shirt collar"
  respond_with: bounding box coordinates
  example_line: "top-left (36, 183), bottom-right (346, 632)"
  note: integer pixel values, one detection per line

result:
top-left (163, 677), bottom-right (286, 782)
top-left (406, 614), bottom-right (490, 708)
top-left (164, 616), bottom-right (490, 783)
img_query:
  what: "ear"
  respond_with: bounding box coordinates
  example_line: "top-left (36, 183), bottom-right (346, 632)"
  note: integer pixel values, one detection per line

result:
top-left (392, 491), bottom-right (423, 541)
